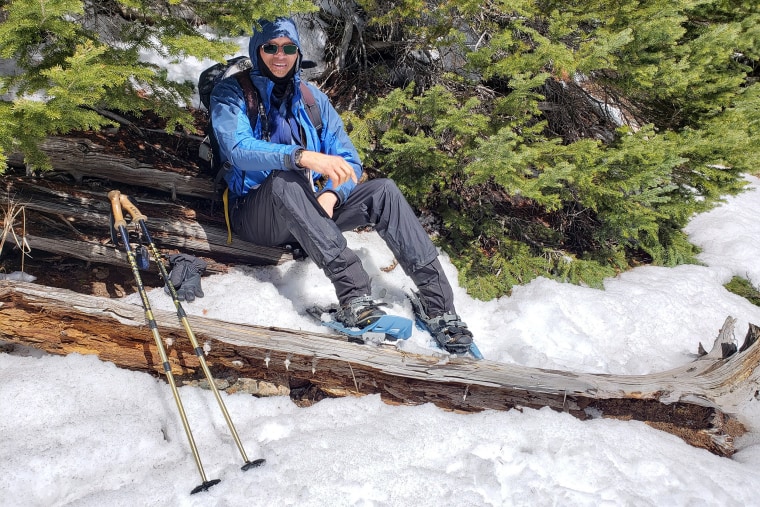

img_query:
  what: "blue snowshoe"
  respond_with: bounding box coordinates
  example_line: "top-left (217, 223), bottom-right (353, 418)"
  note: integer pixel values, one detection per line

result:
top-left (308, 296), bottom-right (412, 345)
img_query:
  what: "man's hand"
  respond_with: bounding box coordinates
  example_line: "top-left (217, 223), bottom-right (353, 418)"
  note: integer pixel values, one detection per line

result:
top-left (298, 150), bottom-right (357, 188)
top-left (317, 192), bottom-right (339, 217)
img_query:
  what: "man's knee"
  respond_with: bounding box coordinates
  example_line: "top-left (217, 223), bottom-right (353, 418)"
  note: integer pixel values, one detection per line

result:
top-left (270, 170), bottom-right (311, 197)
top-left (269, 171), bottom-right (319, 213)
top-left (376, 177), bottom-right (402, 197)
top-left (365, 178), bottom-right (407, 210)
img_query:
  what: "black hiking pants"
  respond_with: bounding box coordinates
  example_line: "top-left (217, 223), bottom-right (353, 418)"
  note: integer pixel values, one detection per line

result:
top-left (231, 170), bottom-right (455, 315)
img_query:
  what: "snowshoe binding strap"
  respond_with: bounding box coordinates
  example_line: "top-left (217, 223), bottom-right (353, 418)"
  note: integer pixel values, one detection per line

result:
top-left (409, 291), bottom-right (483, 358)
top-left (334, 295), bottom-right (388, 329)
top-left (425, 313), bottom-right (473, 354)
top-left (322, 314), bottom-right (413, 344)
top-left (308, 300), bottom-right (413, 343)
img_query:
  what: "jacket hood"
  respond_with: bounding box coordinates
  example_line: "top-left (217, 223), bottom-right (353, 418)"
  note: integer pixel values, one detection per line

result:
top-left (248, 17), bottom-right (302, 76)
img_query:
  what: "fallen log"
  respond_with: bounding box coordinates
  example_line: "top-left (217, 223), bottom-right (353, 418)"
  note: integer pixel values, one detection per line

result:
top-left (7, 136), bottom-right (215, 200)
top-left (1, 176), bottom-right (291, 269)
top-left (1, 280), bottom-right (758, 457)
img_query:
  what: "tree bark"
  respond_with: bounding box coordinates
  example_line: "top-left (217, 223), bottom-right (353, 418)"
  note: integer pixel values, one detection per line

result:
top-left (1, 175), bottom-right (291, 270)
top-left (2, 280), bottom-right (757, 458)
top-left (7, 136), bottom-right (216, 200)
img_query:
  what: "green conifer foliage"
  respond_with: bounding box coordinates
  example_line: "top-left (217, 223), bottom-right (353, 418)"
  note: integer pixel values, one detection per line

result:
top-left (357, 0), bottom-right (758, 298)
top-left (0, 0), bottom-right (314, 170)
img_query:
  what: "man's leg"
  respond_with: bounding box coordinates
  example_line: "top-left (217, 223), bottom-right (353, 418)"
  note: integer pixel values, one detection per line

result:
top-left (332, 178), bottom-right (455, 316)
top-left (333, 178), bottom-right (473, 353)
top-left (232, 171), bottom-right (371, 305)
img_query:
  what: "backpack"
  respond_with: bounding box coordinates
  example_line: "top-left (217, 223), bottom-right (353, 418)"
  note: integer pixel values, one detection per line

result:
top-left (197, 56), bottom-right (323, 243)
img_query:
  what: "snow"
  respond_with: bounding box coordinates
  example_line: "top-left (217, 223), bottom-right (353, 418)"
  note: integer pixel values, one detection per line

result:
top-left (2, 175), bottom-right (760, 505)
top-left (137, 35), bottom-right (250, 109)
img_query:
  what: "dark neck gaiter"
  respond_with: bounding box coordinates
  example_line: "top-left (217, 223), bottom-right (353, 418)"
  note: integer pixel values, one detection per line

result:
top-left (257, 52), bottom-right (296, 100)
top-left (256, 52), bottom-right (302, 146)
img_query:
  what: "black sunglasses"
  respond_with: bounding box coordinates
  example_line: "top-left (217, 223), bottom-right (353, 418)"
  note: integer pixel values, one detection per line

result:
top-left (261, 43), bottom-right (298, 55)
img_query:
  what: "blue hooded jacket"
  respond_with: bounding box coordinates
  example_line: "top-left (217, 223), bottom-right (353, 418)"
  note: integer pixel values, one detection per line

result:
top-left (209, 17), bottom-right (362, 204)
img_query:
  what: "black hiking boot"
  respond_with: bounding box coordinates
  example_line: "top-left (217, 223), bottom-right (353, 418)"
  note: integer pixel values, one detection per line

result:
top-left (420, 313), bottom-right (473, 354)
top-left (409, 291), bottom-right (473, 354)
top-left (334, 295), bottom-right (387, 329)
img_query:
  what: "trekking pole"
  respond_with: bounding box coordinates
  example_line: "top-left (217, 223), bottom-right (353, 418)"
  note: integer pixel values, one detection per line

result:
top-left (118, 193), bottom-right (265, 472)
top-left (107, 190), bottom-right (220, 495)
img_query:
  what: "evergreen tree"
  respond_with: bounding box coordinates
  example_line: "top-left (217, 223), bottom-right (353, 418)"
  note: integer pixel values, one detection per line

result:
top-left (0, 0), bottom-right (314, 170)
top-left (354, 0), bottom-right (759, 298)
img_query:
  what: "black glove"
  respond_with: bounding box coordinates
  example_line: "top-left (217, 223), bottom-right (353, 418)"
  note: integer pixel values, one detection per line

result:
top-left (164, 254), bottom-right (207, 302)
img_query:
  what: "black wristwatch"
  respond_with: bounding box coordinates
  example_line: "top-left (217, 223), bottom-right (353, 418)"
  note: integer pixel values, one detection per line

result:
top-left (294, 148), bottom-right (304, 168)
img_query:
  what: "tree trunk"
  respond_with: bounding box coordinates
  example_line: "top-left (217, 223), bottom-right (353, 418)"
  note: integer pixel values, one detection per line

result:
top-left (2, 280), bottom-right (757, 458)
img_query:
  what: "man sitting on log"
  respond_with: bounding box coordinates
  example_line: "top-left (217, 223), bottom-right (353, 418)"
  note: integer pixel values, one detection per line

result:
top-left (209, 17), bottom-right (473, 353)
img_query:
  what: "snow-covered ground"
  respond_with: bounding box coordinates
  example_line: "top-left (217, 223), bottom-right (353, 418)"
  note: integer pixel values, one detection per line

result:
top-left (2, 175), bottom-right (759, 506)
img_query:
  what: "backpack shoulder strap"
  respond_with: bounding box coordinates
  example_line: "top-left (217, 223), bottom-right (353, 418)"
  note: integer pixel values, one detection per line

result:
top-left (299, 82), bottom-right (323, 134)
top-left (234, 72), bottom-right (270, 141)
top-left (230, 73), bottom-right (320, 140)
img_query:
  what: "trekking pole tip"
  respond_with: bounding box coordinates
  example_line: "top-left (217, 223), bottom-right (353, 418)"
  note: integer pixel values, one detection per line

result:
top-left (190, 478), bottom-right (221, 495)
top-left (241, 458), bottom-right (266, 471)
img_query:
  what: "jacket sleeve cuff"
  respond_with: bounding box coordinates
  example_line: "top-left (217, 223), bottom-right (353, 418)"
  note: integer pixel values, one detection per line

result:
top-left (286, 147), bottom-right (303, 170)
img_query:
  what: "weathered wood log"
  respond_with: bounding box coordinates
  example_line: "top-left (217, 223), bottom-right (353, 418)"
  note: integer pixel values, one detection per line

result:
top-left (2, 280), bottom-right (758, 457)
top-left (7, 137), bottom-right (216, 200)
top-left (1, 176), bottom-right (291, 269)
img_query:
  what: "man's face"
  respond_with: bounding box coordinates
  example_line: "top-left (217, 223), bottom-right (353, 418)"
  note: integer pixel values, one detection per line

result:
top-left (259, 36), bottom-right (298, 78)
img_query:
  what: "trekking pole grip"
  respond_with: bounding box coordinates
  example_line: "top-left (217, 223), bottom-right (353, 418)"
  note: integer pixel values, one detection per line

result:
top-left (119, 193), bottom-right (148, 222)
top-left (107, 190), bottom-right (127, 229)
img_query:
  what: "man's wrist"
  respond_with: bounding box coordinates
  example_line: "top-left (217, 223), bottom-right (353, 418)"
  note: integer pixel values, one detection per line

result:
top-left (294, 148), bottom-right (304, 168)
